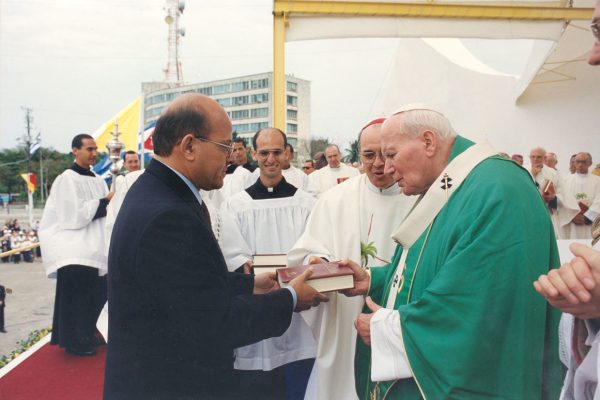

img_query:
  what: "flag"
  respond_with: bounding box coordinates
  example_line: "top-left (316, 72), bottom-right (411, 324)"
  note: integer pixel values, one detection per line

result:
top-left (94, 97), bottom-right (141, 152)
top-left (142, 121), bottom-right (156, 153)
top-left (20, 173), bottom-right (36, 193)
top-left (92, 154), bottom-right (114, 180)
top-left (30, 132), bottom-right (41, 155)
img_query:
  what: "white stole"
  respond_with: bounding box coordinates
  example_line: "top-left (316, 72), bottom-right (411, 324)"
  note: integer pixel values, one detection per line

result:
top-left (384, 141), bottom-right (498, 309)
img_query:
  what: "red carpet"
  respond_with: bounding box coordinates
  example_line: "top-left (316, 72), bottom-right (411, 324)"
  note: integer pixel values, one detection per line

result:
top-left (0, 341), bottom-right (106, 400)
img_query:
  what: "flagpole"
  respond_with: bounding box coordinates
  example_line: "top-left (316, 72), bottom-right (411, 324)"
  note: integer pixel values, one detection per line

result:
top-left (39, 141), bottom-right (45, 203)
top-left (139, 95), bottom-right (145, 170)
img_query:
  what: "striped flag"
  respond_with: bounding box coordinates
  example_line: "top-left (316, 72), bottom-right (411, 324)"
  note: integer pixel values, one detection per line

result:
top-left (20, 173), bottom-right (36, 193)
top-left (30, 132), bottom-right (41, 155)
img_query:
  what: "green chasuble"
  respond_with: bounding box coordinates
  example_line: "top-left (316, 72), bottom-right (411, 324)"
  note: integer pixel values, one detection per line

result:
top-left (355, 136), bottom-right (564, 399)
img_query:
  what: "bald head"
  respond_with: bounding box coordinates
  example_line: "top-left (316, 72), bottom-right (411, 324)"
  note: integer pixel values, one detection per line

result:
top-left (153, 93), bottom-right (231, 156)
top-left (544, 152), bottom-right (558, 169)
top-left (152, 93), bottom-right (233, 191)
top-left (529, 147), bottom-right (546, 168)
top-left (359, 121), bottom-right (396, 189)
top-left (325, 145), bottom-right (341, 168)
top-left (380, 107), bottom-right (456, 195)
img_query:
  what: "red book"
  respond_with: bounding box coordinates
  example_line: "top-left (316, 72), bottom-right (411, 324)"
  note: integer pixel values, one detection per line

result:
top-left (277, 262), bottom-right (354, 292)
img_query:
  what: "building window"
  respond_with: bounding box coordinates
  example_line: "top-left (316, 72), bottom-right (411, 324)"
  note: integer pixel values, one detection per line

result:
top-left (287, 81), bottom-right (297, 92)
top-left (214, 84), bottom-right (231, 94)
top-left (251, 78), bottom-right (269, 89)
top-left (286, 123), bottom-right (298, 133)
top-left (287, 109), bottom-right (297, 120)
top-left (232, 121), bottom-right (269, 133)
top-left (166, 92), bottom-right (177, 101)
top-left (232, 96), bottom-right (249, 106)
top-left (287, 95), bottom-right (297, 106)
top-left (229, 110), bottom-right (250, 120)
top-left (147, 94), bottom-right (165, 106)
top-left (217, 98), bottom-right (232, 107)
top-left (196, 87), bottom-right (212, 95)
top-left (251, 108), bottom-right (269, 118)
top-left (232, 81), bottom-right (249, 92)
top-left (251, 93), bottom-right (268, 104)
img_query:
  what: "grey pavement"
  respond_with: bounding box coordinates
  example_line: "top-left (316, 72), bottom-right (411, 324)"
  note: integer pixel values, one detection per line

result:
top-left (1, 205), bottom-right (44, 230)
top-left (0, 258), bottom-right (55, 357)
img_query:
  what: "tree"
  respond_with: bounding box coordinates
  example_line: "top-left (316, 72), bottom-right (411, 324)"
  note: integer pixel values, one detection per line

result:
top-left (309, 137), bottom-right (330, 157)
top-left (343, 139), bottom-right (360, 164)
top-left (0, 146), bottom-right (72, 205)
top-left (0, 149), bottom-right (27, 202)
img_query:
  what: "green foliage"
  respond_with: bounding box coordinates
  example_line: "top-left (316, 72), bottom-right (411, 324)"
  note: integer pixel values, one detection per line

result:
top-left (310, 137), bottom-right (330, 157)
top-left (344, 139), bottom-right (360, 164)
top-left (0, 327), bottom-right (51, 369)
top-left (361, 241), bottom-right (378, 267)
top-left (0, 147), bottom-right (72, 204)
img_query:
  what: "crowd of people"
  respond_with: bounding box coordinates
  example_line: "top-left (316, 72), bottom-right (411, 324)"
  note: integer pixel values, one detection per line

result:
top-left (30, 6), bottom-right (600, 399)
top-left (1, 218), bottom-right (40, 264)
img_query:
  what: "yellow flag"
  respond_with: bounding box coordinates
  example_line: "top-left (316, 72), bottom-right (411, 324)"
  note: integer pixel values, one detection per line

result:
top-left (20, 173), bottom-right (36, 193)
top-left (93, 97), bottom-right (141, 152)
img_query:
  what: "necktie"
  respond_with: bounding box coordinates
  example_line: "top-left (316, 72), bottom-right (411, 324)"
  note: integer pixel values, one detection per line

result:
top-left (200, 201), bottom-right (212, 226)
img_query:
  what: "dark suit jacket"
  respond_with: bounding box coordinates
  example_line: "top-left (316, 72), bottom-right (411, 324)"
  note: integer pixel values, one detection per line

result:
top-left (103, 160), bottom-right (293, 400)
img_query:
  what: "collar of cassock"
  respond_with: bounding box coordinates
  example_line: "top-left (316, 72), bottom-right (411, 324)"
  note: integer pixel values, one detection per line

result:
top-left (70, 162), bottom-right (95, 177)
top-left (366, 178), bottom-right (401, 196)
top-left (246, 176), bottom-right (297, 200)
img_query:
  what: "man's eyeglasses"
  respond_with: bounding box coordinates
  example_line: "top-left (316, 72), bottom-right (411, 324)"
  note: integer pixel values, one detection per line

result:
top-left (592, 22), bottom-right (600, 42)
top-left (195, 137), bottom-right (234, 156)
top-left (256, 149), bottom-right (285, 160)
top-left (360, 151), bottom-right (384, 165)
top-left (302, 166), bottom-right (313, 170)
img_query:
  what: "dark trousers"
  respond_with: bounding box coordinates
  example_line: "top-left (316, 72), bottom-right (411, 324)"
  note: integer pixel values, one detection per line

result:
top-left (0, 305), bottom-right (4, 330)
top-left (231, 358), bottom-right (314, 400)
top-left (50, 265), bottom-right (106, 349)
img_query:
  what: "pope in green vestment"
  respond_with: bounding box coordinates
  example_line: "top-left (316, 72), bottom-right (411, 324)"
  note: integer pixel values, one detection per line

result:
top-left (354, 136), bottom-right (563, 399)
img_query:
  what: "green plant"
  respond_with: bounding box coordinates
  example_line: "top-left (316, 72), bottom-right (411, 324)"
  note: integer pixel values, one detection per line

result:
top-left (0, 327), bottom-right (51, 369)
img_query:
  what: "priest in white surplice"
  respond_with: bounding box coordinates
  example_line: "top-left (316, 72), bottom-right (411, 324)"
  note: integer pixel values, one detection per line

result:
top-left (528, 147), bottom-right (580, 239)
top-left (565, 152), bottom-right (600, 239)
top-left (39, 134), bottom-right (112, 356)
top-left (308, 144), bottom-right (360, 197)
top-left (282, 143), bottom-right (314, 194)
top-left (219, 127), bottom-right (317, 399)
top-left (288, 119), bottom-right (416, 400)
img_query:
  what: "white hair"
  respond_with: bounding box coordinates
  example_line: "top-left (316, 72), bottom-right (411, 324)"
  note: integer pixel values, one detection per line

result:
top-left (391, 103), bottom-right (456, 139)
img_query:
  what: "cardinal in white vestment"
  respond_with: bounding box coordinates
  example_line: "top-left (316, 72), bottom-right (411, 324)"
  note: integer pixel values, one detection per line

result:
top-left (288, 119), bottom-right (416, 400)
top-left (308, 144), bottom-right (360, 197)
top-left (565, 153), bottom-right (600, 239)
top-left (39, 134), bottom-right (112, 356)
top-left (528, 147), bottom-right (580, 239)
top-left (219, 128), bottom-right (316, 400)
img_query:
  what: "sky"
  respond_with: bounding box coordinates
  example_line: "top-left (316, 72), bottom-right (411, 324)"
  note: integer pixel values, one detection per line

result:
top-left (0, 0), bottom-right (588, 158)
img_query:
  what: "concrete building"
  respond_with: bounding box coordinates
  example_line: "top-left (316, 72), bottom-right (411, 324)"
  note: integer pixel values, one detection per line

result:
top-left (142, 72), bottom-right (311, 163)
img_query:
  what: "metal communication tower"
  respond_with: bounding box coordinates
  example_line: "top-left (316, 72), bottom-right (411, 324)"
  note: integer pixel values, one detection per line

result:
top-left (163, 0), bottom-right (186, 84)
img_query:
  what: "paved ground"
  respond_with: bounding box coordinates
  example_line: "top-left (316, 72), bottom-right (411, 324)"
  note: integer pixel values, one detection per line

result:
top-left (1, 206), bottom-right (52, 357)
top-left (0, 258), bottom-right (55, 357)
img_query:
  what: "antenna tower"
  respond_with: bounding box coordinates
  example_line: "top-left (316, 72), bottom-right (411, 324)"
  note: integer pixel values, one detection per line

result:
top-left (163, 0), bottom-right (186, 84)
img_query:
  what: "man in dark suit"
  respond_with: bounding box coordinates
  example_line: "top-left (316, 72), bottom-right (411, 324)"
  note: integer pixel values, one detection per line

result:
top-left (103, 93), bottom-right (327, 400)
top-left (0, 284), bottom-right (6, 333)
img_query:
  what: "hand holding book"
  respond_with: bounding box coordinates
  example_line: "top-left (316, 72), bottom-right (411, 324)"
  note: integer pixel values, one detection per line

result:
top-left (287, 267), bottom-right (330, 312)
top-left (339, 259), bottom-right (371, 297)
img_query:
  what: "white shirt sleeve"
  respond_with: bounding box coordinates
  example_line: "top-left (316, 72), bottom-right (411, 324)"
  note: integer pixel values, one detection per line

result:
top-left (370, 308), bottom-right (413, 382)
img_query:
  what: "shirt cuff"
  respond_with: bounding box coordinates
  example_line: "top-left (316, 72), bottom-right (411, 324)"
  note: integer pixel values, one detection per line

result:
top-left (284, 286), bottom-right (297, 310)
top-left (370, 308), bottom-right (413, 382)
top-left (584, 209), bottom-right (598, 223)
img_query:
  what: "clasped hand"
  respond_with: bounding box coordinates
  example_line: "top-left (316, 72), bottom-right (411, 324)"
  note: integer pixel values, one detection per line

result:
top-left (534, 243), bottom-right (600, 319)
